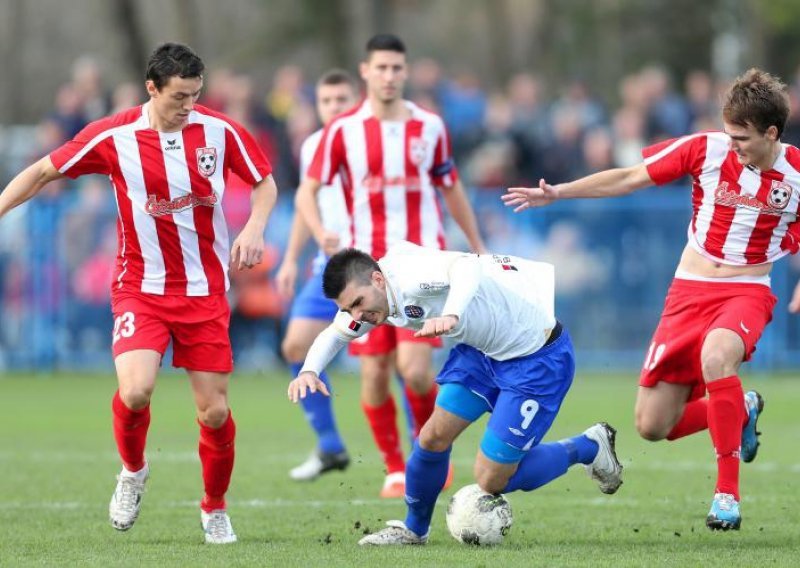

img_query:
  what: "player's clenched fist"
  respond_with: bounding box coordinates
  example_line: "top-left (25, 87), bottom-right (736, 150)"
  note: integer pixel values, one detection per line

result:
top-left (288, 371), bottom-right (330, 403)
top-left (414, 315), bottom-right (459, 338)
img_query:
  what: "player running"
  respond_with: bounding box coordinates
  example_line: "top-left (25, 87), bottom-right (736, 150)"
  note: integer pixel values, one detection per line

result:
top-left (0, 43), bottom-right (277, 543)
top-left (288, 242), bottom-right (623, 545)
top-left (503, 68), bottom-right (797, 531)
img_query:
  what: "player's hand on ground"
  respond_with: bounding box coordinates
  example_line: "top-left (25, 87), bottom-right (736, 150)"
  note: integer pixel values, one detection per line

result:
top-left (288, 371), bottom-right (330, 403)
top-left (789, 280), bottom-right (800, 313)
top-left (415, 315), bottom-right (459, 338)
top-left (502, 178), bottom-right (559, 212)
top-left (230, 226), bottom-right (265, 270)
top-left (275, 260), bottom-right (297, 299)
top-left (320, 231), bottom-right (341, 257)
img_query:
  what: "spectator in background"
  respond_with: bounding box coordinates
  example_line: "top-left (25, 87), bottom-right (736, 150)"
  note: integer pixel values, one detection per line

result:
top-left (640, 65), bottom-right (692, 141)
top-left (48, 83), bottom-right (86, 141)
top-left (685, 70), bottom-right (719, 132)
top-left (466, 92), bottom-right (517, 188)
top-left (507, 72), bottom-right (548, 185)
top-left (71, 55), bottom-right (111, 122)
top-left (612, 106), bottom-right (647, 168)
top-left (265, 64), bottom-right (309, 121)
top-left (440, 69), bottom-right (487, 161)
top-left (111, 82), bottom-right (142, 114)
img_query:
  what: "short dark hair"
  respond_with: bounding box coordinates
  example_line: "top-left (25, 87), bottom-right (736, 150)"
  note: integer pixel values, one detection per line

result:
top-left (322, 248), bottom-right (381, 299)
top-left (722, 68), bottom-right (789, 137)
top-left (145, 42), bottom-right (205, 90)
top-left (317, 68), bottom-right (358, 91)
top-left (366, 33), bottom-right (406, 56)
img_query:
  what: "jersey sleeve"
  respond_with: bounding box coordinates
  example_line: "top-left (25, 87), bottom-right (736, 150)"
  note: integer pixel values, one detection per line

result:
top-left (307, 122), bottom-right (346, 184)
top-left (430, 120), bottom-right (459, 187)
top-left (299, 311), bottom-right (373, 376)
top-left (49, 120), bottom-right (114, 178)
top-left (223, 119), bottom-right (272, 186)
top-left (642, 133), bottom-right (713, 186)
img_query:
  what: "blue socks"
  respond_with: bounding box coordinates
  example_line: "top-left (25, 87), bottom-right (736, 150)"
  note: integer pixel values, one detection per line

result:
top-left (503, 435), bottom-right (598, 493)
top-left (290, 363), bottom-right (345, 454)
top-left (404, 441), bottom-right (451, 537)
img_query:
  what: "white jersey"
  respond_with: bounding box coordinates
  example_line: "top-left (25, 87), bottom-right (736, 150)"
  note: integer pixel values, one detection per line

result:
top-left (301, 242), bottom-right (556, 375)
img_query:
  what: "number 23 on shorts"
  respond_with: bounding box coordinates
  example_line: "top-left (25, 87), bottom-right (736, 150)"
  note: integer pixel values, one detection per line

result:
top-left (113, 311), bottom-right (136, 344)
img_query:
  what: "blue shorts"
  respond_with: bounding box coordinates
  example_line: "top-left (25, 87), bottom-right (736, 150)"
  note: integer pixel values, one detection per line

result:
top-left (289, 270), bottom-right (339, 321)
top-left (436, 329), bottom-right (575, 462)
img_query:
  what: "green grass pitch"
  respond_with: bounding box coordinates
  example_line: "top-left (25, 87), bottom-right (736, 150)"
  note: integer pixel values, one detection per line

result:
top-left (2, 370), bottom-right (799, 566)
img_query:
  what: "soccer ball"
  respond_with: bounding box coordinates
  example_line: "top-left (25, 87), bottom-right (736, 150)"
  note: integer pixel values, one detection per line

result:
top-left (445, 484), bottom-right (513, 546)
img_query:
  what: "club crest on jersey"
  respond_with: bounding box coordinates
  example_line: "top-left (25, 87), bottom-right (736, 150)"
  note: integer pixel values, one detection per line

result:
top-left (408, 137), bottom-right (428, 166)
top-left (196, 147), bottom-right (217, 177)
top-left (404, 305), bottom-right (425, 319)
top-left (768, 180), bottom-right (792, 210)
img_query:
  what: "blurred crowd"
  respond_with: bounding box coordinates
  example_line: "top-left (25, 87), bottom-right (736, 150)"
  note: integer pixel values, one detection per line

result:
top-left (4, 55), bottom-right (800, 369)
top-left (35, 56), bottom-right (800, 194)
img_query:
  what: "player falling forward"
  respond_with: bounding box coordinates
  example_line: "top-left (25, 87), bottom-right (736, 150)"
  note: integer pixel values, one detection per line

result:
top-left (0, 43), bottom-right (278, 543)
top-left (503, 68), bottom-right (800, 531)
top-left (288, 242), bottom-right (623, 545)
top-left (275, 69), bottom-right (359, 480)
top-left (295, 34), bottom-right (485, 497)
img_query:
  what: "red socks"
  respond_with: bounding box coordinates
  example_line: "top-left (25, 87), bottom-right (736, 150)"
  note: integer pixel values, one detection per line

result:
top-left (666, 399), bottom-right (709, 440)
top-left (199, 411), bottom-right (236, 513)
top-left (404, 384), bottom-right (438, 438)
top-left (112, 391), bottom-right (150, 472)
top-left (707, 376), bottom-right (746, 500)
top-left (362, 396), bottom-right (405, 474)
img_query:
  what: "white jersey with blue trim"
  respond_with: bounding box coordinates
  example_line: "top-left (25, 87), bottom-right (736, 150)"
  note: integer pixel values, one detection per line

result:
top-left (300, 241), bottom-right (556, 376)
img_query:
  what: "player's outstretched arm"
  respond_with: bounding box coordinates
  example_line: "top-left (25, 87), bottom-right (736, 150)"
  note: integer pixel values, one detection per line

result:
top-left (288, 371), bottom-right (330, 402)
top-left (502, 163), bottom-right (654, 213)
top-left (0, 157), bottom-right (65, 219)
top-left (231, 174), bottom-right (278, 270)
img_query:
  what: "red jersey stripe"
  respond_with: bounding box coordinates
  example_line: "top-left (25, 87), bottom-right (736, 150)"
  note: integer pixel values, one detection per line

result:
top-left (404, 119), bottom-right (424, 244)
top-left (182, 125), bottom-right (225, 293)
top-left (364, 117), bottom-right (386, 259)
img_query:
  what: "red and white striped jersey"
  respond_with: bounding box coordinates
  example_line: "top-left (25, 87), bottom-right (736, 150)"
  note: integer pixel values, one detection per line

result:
top-left (307, 99), bottom-right (458, 259)
top-left (643, 131), bottom-right (800, 265)
top-left (50, 102), bottom-right (272, 296)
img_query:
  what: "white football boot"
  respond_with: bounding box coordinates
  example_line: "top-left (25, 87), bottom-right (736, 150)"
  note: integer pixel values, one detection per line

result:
top-left (109, 464), bottom-right (149, 531)
top-left (201, 509), bottom-right (238, 544)
top-left (583, 422), bottom-right (623, 494)
top-left (358, 520), bottom-right (428, 546)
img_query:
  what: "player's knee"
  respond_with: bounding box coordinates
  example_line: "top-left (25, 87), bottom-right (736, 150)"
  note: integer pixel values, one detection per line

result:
top-left (418, 420), bottom-right (452, 452)
top-left (635, 414), bottom-right (669, 441)
top-left (398, 364), bottom-right (432, 393)
top-left (198, 403), bottom-right (230, 428)
top-left (700, 351), bottom-right (736, 382)
top-left (118, 384), bottom-right (154, 410)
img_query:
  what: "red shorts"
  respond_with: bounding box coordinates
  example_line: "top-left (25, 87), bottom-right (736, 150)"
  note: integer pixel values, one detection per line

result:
top-left (639, 278), bottom-right (776, 401)
top-left (347, 323), bottom-right (442, 356)
top-left (111, 290), bottom-right (233, 373)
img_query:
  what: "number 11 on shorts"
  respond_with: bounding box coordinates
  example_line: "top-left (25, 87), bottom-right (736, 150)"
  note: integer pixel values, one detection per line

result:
top-left (643, 342), bottom-right (666, 371)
